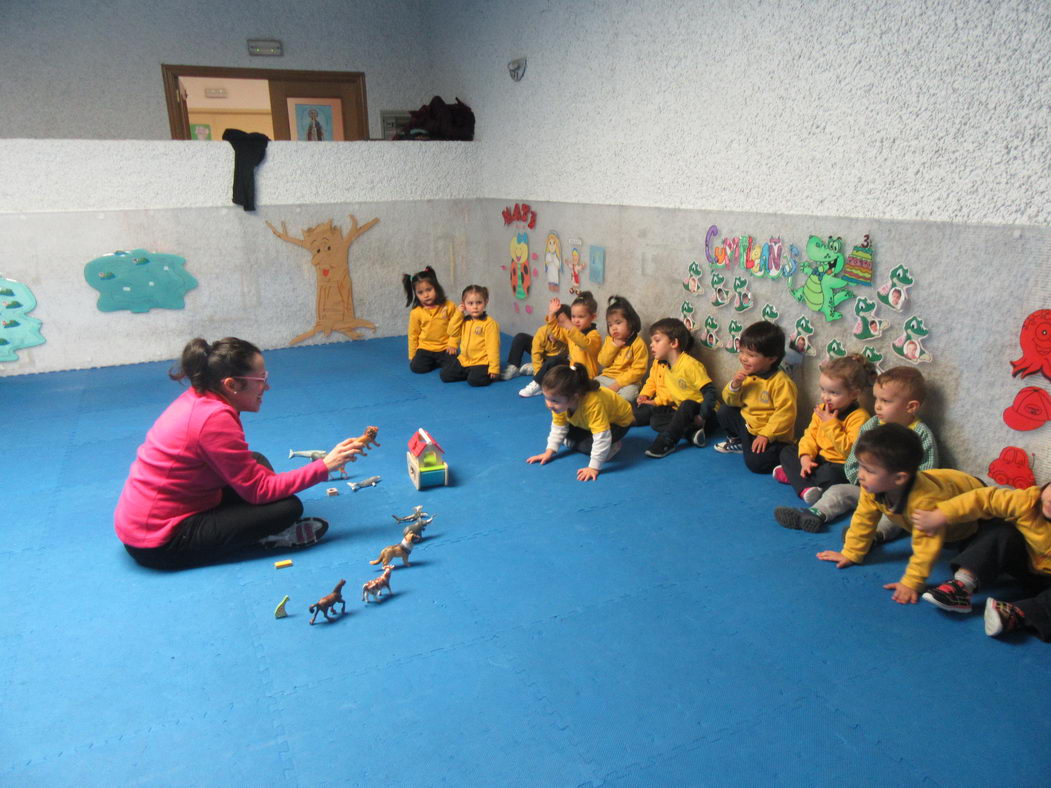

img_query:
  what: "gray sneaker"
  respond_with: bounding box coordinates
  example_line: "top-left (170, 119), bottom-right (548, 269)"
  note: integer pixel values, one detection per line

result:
top-left (259, 517), bottom-right (329, 549)
top-left (519, 362), bottom-right (535, 376)
top-left (500, 364), bottom-right (519, 381)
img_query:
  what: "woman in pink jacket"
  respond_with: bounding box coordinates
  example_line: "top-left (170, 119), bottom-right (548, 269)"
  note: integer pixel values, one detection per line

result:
top-left (116, 337), bottom-right (364, 569)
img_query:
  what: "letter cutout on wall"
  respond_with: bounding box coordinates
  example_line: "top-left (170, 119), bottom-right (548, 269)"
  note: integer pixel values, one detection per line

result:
top-left (0, 276), bottom-right (45, 362)
top-left (84, 249), bottom-right (198, 313)
top-left (267, 214), bottom-right (380, 344)
top-left (1010, 309), bottom-right (1051, 381)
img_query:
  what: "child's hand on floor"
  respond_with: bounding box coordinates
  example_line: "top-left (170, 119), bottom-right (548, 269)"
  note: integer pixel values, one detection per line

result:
top-left (577, 467), bottom-right (599, 482)
top-left (817, 550), bottom-right (855, 568)
top-left (883, 582), bottom-right (919, 604)
top-left (751, 435), bottom-right (768, 453)
top-left (800, 454), bottom-right (818, 477)
top-left (526, 449), bottom-right (556, 465)
top-left (911, 508), bottom-right (947, 535)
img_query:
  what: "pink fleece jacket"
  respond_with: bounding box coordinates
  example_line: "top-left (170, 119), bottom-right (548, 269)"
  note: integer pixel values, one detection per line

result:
top-left (115, 387), bottom-right (329, 548)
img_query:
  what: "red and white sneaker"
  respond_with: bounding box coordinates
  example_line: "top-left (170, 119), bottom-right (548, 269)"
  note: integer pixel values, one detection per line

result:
top-left (921, 579), bottom-right (973, 613)
top-left (772, 465), bottom-right (789, 484)
top-left (984, 597), bottom-right (1025, 637)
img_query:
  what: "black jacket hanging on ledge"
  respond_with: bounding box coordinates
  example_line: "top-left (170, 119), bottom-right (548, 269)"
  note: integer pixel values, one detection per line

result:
top-left (222, 129), bottom-right (269, 211)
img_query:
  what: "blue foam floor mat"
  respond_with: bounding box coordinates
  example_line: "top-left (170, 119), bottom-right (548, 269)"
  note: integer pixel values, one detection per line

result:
top-left (2, 336), bottom-right (1048, 786)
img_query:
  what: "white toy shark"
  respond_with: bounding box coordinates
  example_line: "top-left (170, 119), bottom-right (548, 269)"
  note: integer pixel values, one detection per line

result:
top-left (347, 475), bottom-right (382, 492)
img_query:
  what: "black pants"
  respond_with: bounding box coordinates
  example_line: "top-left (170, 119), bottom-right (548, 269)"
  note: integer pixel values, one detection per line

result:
top-left (506, 333), bottom-right (533, 367)
top-left (634, 400), bottom-right (705, 444)
top-left (123, 453), bottom-right (303, 570)
top-left (715, 405), bottom-right (788, 474)
top-left (440, 359), bottom-right (493, 386)
top-left (410, 348), bottom-right (455, 374)
top-left (566, 423), bottom-right (630, 455)
top-left (951, 519), bottom-right (1051, 641)
top-left (534, 353), bottom-right (569, 384)
top-left (778, 445), bottom-right (848, 496)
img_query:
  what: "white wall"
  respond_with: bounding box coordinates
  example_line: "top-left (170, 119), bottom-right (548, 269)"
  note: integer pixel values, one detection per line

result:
top-left (426, 0), bottom-right (1051, 226)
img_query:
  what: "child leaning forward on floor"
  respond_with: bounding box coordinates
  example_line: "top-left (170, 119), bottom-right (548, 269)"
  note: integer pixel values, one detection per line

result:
top-left (634, 317), bottom-right (717, 458)
top-left (817, 423), bottom-right (986, 605)
top-left (775, 366), bottom-right (938, 535)
top-left (771, 354), bottom-right (874, 505)
top-left (714, 320), bottom-right (797, 473)
top-left (440, 284), bottom-right (500, 386)
top-left (915, 482), bottom-right (1051, 642)
top-left (526, 364), bottom-right (634, 482)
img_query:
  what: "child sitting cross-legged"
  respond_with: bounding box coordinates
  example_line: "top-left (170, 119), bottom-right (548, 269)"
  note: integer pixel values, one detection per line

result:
top-left (914, 483), bottom-right (1051, 642)
top-left (771, 354), bottom-right (874, 505)
top-left (817, 423), bottom-right (986, 605)
top-left (714, 320), bottom-right (798, 474)
top-left (501, 304), bottom-right (570, 382)
top-left (634, 317), bottom-right (717, 458)
top-left (520, 292), bottom-right (601, 398)
top-left (595, 295), bottom-right (649, 403)
top-left (774, 366), bottom-right (938, 534)
top-left (440, 285), bottom-right (500, 387)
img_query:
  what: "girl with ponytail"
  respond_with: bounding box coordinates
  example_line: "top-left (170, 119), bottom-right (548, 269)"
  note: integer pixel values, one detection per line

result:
top-left (403, 266), bottom-right (461, 374)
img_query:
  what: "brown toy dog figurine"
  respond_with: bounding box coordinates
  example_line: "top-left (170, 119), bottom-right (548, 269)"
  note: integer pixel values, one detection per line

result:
top-left (369, 532), bottom-right (420, 567)
top-left (362, 564), bottom-right (394, 603)
top-left (309, 579), bottom-right (346, 624)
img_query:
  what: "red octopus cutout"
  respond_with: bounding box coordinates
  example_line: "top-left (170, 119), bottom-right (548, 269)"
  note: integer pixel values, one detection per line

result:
top-left (1011, 309), bottom-right (1051, 380)
top-left (987, 447), bottom-right (1036, 490)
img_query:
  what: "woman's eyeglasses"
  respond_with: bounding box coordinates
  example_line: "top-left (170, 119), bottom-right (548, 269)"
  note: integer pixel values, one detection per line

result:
top-left (236, 371), bottom-right (270, 384)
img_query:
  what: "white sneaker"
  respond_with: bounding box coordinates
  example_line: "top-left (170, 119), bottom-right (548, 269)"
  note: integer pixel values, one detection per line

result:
top-left (259, 517), bottom-right (329, 548)
top-left (519, 362), bottom-right (535, 377)
top-left (501, 364), bottom-right (519, 381)
top-left (519, 380), bottom-right (542, 397)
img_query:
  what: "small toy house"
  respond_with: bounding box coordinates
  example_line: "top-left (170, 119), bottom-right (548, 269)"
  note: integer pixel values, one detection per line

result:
top-left (406, 428), bottom-right (449, 489)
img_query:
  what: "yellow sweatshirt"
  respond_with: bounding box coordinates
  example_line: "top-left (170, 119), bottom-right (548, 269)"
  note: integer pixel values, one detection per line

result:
top-left (597, 335), bottom-right (649, 387)
top-left (937, 485), bottom-right (1051, 575)
top-left (457, 315), bottom-right (500, 376)
top-left (530, 322), bottom-right (568, 370)
top-left (640, 352), bottom-right (713, 407)
top-left (549, 319), bottom-right (601, 377)
top-left (546, 386), bottom-right (635, 470)
top-left (843, 469), bottom-right (986, 591)
top-left (796, 404), bottom-right (871, 464)
top-left (407, 300), bottom-right (463, 359)
top-left (721, 369), bottom-right (797, 442)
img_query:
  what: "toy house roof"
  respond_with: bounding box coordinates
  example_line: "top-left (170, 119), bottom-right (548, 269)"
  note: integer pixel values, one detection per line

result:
top-left (408, 428), bottom-right (444, 457)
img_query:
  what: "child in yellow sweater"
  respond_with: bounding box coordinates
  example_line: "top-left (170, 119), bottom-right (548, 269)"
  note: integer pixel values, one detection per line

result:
top-left (596, 295), bottom-right (649, 402)
top-left (772, 354), bottom-right (874, 504)
top-left (403, 266), bottom-right (462, 374)
top-left (503, 304), bottom-right (571, 383)
top-left (439, 285), bottom-right (500, 387)
top-left (520, 291), bottom-right (601, 397)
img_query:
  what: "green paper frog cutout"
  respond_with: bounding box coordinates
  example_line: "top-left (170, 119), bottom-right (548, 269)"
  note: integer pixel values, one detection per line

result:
top-left (680, 299), bottom-right (696, 331)
top-left (791, 236), bottom-right (855, 321)
top-left (761, 303), bottom-right (779, 321)
top-left (710, 270), bottom-right (731, 307)
top-left (826, 339), bottom-right (847, 358)
top-left (891, 316), bottom-right (932, 364)
top-left (852, 297), bottom-right (886, 341)
top-left (732, 276), bottom-right (753, 313)
top-left (725, 319), bottom-right (743, 354)
top-left (789, 315), bottom-right (816, 357)
top-left (701, 316), bottom-right (720, 349)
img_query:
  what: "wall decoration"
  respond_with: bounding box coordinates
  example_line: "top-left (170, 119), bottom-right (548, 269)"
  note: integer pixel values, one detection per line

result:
top-left (705, 226), bottom-right (795, 278)
top-left (891, 316), bottom-right (932, 364)
top-left (732, 276), bottom-right (753, 313)
top-left (680, 299), bottom-right (696, 331)
top-left (0, 276), bottom-right (45, 362)
top-left (789, 315), bottom-right (817, 357)
top-left (725, 319), bottom-right (743, 354)
top-left (588, 246), bottom-right (606, 285)
top-left (501, 202), bottom-right (538, 229)
top-left (852, 297), bottom-right (886, 341)
top-left (987, 446), bottom-right (1036, 489)
top-left (266, 214), bottom-right (380, 344)
top-left (761, 303), bottom-right (779, 322)
top-left (700, 316), bottom-right (720, 349)
top-left (842, 235), bottom-right (875, 286)
top-left (544, 232), bottom-right (562, 292)
top-left (790, 236), bottom-right (855, 321)
top-left (710, 271), bottom-right (731, 307)
top-left (682, 261), bottom-right (704, 294)
top-left (1010, 309), bottom-right (1051, 380)
top-left (287, 98), bottom-right (344, 141)
top-left (862, 345), bottom-right (885, 374)
top-left (1003, 386), bottom-right (1051, 431)
top-left (876, 264), bottom-right (913, 312)
top-left (509, 233), bottom-right (530, 300)
top-left (567, 239), bottom-right (585, 294)
top-left (84, 249), bottom-right (198, 313)
top-left (825, 339), bottom-right (847, 359)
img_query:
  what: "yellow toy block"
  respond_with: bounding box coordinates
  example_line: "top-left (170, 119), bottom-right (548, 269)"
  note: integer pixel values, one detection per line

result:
top-left (274, 559), bottom-right (293, 569)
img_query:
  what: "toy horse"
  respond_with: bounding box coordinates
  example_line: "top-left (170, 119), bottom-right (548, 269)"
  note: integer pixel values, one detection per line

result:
top-left (362, 565), bottom-right (394, 603)
top-left (309, 579), bottom-right (346, 624)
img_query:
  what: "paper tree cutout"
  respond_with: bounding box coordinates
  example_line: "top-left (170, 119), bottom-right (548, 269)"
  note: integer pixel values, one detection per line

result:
top-left (842, 235), bottom-right (875, 286)
top-left (0, 277), bottom-right (45, 362)
top-left (267, 214), bottom-right (380, 344)
top-left (683, 261), bottom-right (704, 294)
top-left (790, 236), bottom-right (855, 322)
top-left (1010, 309), bottom-right (1051, 381)
top-left (732, 276), bottom-right (753, 313)
top-left (852, 297), bottom-right (886, 341)
top-left (862, 345), bottom-right (885, 374)
top-left (701, 316), bottom-right (720, 349)
top-left (725, 319), bottom-right (743, 354)
top-left (680, 299), bottom-right (696, 331)
top-left (988, 447), bottom-right (1036, 489)
top-left (891, 316), bottom-right (932, 364)
top-left (710, 271), bottom-right (731, 307)
top-left (544, 232), bottom-right (562, 292)
top-left (876, 265), bottom-right (913, 312)
top-left (84, 249), bottom-right (198, 313)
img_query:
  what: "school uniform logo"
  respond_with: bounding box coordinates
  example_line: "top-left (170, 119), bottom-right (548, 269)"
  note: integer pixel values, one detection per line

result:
top-left (760, 391), bottom-right (771, 403)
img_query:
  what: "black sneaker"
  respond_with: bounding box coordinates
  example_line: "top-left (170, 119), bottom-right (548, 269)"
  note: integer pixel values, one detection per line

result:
top-left (921, 579), bottom-right (973, 613)
top-left (774, 506), bottom-right (825, 533)
top-left (645, 435), bottom-right (677, 459)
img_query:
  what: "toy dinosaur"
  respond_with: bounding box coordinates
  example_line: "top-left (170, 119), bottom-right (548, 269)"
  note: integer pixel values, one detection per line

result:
top-left (393, 506), bottom-right (435, 538)
top-left (791, 236), bottom-right (855, 321)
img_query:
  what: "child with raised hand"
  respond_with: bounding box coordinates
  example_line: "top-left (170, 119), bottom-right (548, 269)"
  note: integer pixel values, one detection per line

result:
top-left (526, 364), bottom-right (634, 482)
top-left (520, 291), bottom-right (602, 397)
top-left (635, 317), bottom-right (717, 458)
top-left (403, 266), bottom-right (462, 374)
top-left (596, 295), bottom-right (649, 402)
top-left (774, 366), bottom-right (937, 534)
top-left (914, 483), bottom-right (1051, 642)
top-left (771, 354), bottom-right (874, 505)
top-left (440, 285), bottom-right (500, 387)
top-left (817, 424), bottom-right (985, 605)
top-left (714, 320), bottom-right (797, 474)
top-left (502, 303), bottom-right (571, 381)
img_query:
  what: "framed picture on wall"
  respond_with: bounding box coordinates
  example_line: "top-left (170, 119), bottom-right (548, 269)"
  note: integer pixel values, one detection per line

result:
top-left (286, 98), bottom-right (345, 141)
top-left (190, 123), bottom-right (212, 141)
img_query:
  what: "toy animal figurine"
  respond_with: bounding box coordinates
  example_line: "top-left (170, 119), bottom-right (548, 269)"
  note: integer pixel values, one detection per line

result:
top-left (370, 532), bottom-right (421, 567)
top-left (308, 580), bottom-right (346, 624)
top-left (355, 425), bottom-right (381, 453)
top-left (348, 475), bottom-right (382, 492)
top-left (362, 564), bottom-right (394, 603)
top-left (791, 236), bottom-right (856, 321)
top-left (290, 447), bottom-right (352, 479)
top-left (393, 505), bottom-right (435, 538)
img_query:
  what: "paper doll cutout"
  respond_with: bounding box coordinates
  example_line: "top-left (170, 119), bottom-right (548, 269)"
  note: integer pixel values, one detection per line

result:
top-left (0, 276), bottom-right (45, 362)
top-left (1010, 309), bottom-right (1051, 381)
top-left (988, 447), bottom-right (1036, 489)
top-left (567, 239), bottom-right (585, 295)
top-left (700, 316), bottom-right (720, 350)
top-left (876, 264), bottom-right (913, 312)
top-left (544, 232), bottom-right (562, 292)
top-left (682, 261), bottom-right (704, 294)
top-left (732, 276), bottom-right (753, 313)
top-left (891, 316), bottom-right (931, 364)
top-left (852, 297), bottom-right (886, 341)
top-left (83, 249), bottom-right (198, 313)
top-left (725, 319), bottom-right (743, 354)
top-left (790, 236), bottom-right (855, 322)
top-left (788, 315), bottom-right (817, 357)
